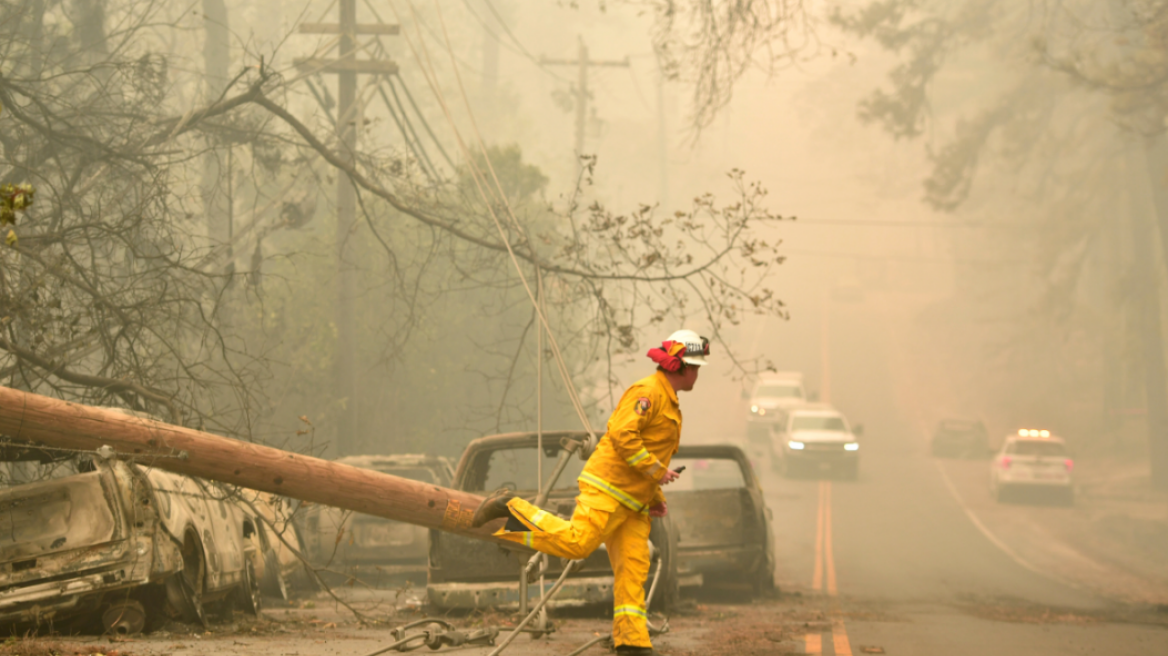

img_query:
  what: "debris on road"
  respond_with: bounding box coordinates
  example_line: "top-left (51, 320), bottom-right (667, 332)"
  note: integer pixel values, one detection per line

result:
top-left (0, 638), bottom-right (132, 656)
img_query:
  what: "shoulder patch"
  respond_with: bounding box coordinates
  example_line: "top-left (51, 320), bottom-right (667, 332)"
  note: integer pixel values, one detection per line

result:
top-left (634, 397), bottom-right (652, 416)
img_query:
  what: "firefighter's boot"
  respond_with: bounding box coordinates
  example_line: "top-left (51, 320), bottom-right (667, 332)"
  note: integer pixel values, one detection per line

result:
top-left (615, 647), bottom-right (664, 656)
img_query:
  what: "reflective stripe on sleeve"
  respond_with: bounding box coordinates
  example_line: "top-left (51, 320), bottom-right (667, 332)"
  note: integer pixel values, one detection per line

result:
top-left (626, 448), bottom-right (651, 467)
top-left (578, 472), bottom-right (648, 514)
top-left (530, 510), bottom-right (548, 529)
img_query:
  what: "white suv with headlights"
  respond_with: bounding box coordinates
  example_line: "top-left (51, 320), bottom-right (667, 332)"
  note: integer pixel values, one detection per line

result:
top-left (990, 430), bottom-right (1074, 505)
top-left (745, 372), bottom-right (806, 443)
top-left (771, 405), bottom-right (862, 479)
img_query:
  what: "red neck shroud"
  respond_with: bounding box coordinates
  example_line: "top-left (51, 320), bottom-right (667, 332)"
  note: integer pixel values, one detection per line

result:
top-left (647, 340), bottom-right (687, 372)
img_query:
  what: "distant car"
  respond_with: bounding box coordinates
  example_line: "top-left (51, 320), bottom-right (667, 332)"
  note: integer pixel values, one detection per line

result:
top-left (990, 430), bottom-right (1074, 505)
top-left (771, 405), bottom-right (862, 479)
top-left (0, 444), bottom-right (296, 635)
top-left (669, 444), bottom-right (775, 595)
top-left (930, 418), bottom-right (988, 458)
top-left (427, 431), bottom-right (685, 612)
top-left (745, 372), bottom-right (806, 447)
top-left (298, 454), bottom-right (454, 581)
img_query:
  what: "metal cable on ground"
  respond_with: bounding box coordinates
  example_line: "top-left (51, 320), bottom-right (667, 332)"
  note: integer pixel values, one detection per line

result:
top-left (485, 559), bottom-right (582, 656)
top-left (361, 619), bottom-right (500, 656)
top-left (356, 550), bottom-right (667, 656)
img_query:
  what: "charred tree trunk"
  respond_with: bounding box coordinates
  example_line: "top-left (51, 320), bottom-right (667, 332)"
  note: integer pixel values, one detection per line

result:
top-left (0, 386), bottom-right (502, 543)
top-left (202, 0), bottom-right (233, 322)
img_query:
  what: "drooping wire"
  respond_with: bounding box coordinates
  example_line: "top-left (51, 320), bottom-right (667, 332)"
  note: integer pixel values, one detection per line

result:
top-left (351, 1), bottom-right (458, 172)
top-left (395, 75), bottom-right (456, 169)
top-left (386, 0), bottom-right (600, 445)
top-left (375, 78), bottom-right (439, 181)
top-left (303, 75), bottom-right (337, 126)
top-left (386, 75), bottom-right (442, 177)
top-left (457, 0), bottom-right (571, 84)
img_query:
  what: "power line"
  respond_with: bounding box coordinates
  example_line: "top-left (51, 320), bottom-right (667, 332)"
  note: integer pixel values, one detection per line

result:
top-left (465, 0), bottom-right (571, 84)
top-left (783, 248), bottom-right (1030, 266)
top-left (395, 75), bottom-right (456, 169)
top-left (376, 78), bottom-right (439, 181)
top-left (788, 218), bottom-right (1038, 229)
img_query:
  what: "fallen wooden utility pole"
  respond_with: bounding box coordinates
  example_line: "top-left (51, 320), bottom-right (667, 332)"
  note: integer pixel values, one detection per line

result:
top-left (0, 386), bottom-right (500, 543)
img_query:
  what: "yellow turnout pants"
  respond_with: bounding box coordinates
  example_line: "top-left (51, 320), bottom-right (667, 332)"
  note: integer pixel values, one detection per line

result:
top-left (494, 483), bottom-right (653, 649)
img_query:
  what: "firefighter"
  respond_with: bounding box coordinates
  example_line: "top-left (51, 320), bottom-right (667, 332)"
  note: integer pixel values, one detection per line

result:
top-left (472, 329), bottom-right (709, 656)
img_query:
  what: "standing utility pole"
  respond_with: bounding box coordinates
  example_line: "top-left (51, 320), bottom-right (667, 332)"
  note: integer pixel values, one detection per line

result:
top-left (656, 57), bottom-right (669, 206)
top-left (541, 37), bottom-right (628, 168)
top-left (296, 6), bottom-right (399, 456)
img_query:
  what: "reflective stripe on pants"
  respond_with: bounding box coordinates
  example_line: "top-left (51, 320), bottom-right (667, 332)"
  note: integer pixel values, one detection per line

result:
top-left (494, 488), bottom-right (653, 648)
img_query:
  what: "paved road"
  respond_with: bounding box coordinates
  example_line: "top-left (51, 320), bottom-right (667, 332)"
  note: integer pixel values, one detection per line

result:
top-left (51, 291), bottom-right (1166, 655)
top-left (755, 294), bottom-right (1168, 655)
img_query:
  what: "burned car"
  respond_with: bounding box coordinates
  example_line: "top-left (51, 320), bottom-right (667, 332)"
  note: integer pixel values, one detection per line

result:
top-left (427, 431), bottom-right (685, 611)
top-left (298, 454), bottom-right (454, 581)
top-left (669, 444), bottom-right (775, 594)
top-left (0, 441), bottom-right (298, 635)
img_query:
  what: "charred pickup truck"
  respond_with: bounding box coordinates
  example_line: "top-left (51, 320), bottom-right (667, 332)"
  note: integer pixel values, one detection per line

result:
top-left (427, 431), bottom-right (686, 612)
top-left (298, 454), bottom-right (454, 581)
top-left (426, 433), bottom-right (777, 610)
top-left (668, 444), bottom-right (775, 594)
top-left (0, 439), bottom-right (298, 635)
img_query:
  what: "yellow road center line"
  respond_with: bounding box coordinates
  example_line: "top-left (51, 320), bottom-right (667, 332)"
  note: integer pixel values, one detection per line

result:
top-left (825, 481), bottom-right (837, 596)
top-left (813, 481), bottom-right (851, 655)
top-left (831, 617), bottom-right (853, 656)
top-left (812, 479), bottom-right (825, 591)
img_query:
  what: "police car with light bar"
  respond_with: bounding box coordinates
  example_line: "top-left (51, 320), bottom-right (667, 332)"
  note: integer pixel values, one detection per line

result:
top-left (990, 429), bottom-right (1075, 505)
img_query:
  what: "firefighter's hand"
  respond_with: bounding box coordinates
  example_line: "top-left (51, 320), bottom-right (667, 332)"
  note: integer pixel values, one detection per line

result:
top-left (659, 468), bottom-right (681, 485)
top-left (649, 502), bottom-right (668, 518)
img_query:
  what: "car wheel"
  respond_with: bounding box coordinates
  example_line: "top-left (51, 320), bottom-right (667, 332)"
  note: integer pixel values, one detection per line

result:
top-left (101, 599), bottom-right (147, 636)
top-left (994, 484), bottom-right (1008, 503)
top-left (1061, 487), bottom-right (1075, 507)
top-left (648, 514), bottom-right (681, 612)
top-left (751, 546), bottom-right (777, 597)
top-left (261, 549), bottom-right (290, 601)
top-left (174, 530), bottom-right (208, 627)
top-left (239, 557), bottom-right (263, 616)
top-left (930, 441), bottom-right (943, 458)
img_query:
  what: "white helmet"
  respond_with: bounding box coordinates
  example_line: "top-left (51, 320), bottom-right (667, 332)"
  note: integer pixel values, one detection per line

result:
top-left (667, 329), bottom-right (710, 367)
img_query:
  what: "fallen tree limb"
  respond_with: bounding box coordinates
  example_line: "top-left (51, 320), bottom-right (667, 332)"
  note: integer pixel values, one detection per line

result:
top-left (0, 385), bottom-right (499, 543)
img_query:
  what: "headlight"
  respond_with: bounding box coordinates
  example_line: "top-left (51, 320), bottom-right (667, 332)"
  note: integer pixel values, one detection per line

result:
top-left (758, 408), bottom-right (766, 416)
top-left (788, 441), bottom-right (805, 450)
top-left (750, 405), bottom-right (759, 413)
top-left (844, 442), bottom-right (859, 451)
